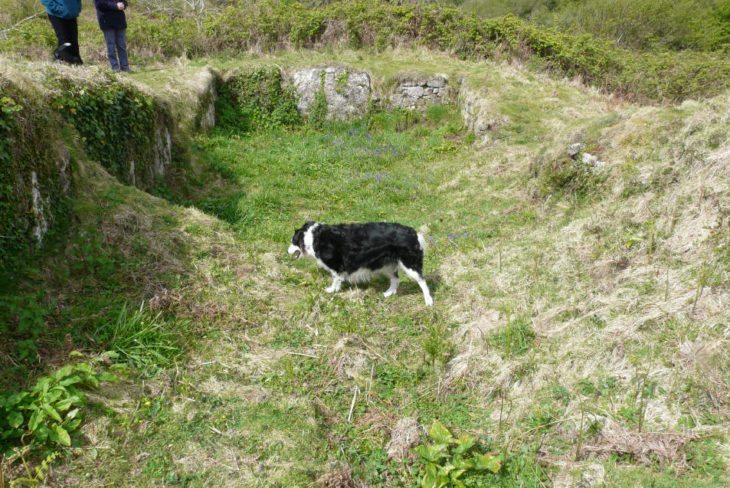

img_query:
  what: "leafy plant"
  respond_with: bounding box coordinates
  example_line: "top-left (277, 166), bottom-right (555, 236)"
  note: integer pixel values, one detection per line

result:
top-left (0, 360), bottom-right (116, 454)
top-left (9, 450), bottom-right (59, 487)
top-left (414, 420), bottom-right (501, 488)
top-left (47, 73), bottom-right (160, 187)
top-left (308, 71), bottom-right (329, 129)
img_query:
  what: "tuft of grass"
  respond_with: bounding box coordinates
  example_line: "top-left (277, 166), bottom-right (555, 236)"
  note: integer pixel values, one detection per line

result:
top-left (95, 305), bottom-right (184, 373)
top-left (488, 314), bottom-right (536, 358)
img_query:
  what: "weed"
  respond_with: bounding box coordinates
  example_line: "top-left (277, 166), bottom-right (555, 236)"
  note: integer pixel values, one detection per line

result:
top-left (414, 420), bottom-right (501, 487)
top-left (0, 359), bottom-right (116, 454)
top-left (422, 319), bottom-right (454, 368)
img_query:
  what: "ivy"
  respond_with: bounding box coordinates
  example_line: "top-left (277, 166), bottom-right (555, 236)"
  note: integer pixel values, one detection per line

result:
top-left (47, 73), bottom-right (157, 185)
top-left (0, 80), bottom-right (70, 278)
top-left (216, 66), bottom-right (301, 133)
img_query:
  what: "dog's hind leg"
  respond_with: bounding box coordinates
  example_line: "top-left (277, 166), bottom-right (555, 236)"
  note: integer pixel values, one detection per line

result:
top-left (384, 269), bottom-right (399, 298)
top-left (325, 273), bottom-right (344, 294)
top-left (398, 261), bottom-right (433, 306)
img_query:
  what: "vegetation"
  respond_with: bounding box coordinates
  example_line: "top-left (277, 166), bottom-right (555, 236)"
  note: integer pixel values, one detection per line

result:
top-left (414, 420), bottom-right (502, 487)
top-left (0, 4), bottom-right (728, 485)
top-left (47, 72), bottom-right (163, 188)
top-left (453, 0), bottom-right (729, 52)
top-left (0, 359), bottom-right (116, 454)
top-left (0, 1), bottom-right (729, 102)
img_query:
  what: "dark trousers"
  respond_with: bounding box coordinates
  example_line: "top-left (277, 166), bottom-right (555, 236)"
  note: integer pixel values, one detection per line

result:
top-left (47, 14), bottom-right (82, 64)
top-left (103, 29), bottom-right (129, 71)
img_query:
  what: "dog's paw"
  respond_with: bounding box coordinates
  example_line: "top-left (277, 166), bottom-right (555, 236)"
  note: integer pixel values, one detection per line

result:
top-left (384, 290), bottom-right (397, 298)
top-left (424, 296), bottom-right (434, 307)
top-left (325, 286), bottom-right (338, 294)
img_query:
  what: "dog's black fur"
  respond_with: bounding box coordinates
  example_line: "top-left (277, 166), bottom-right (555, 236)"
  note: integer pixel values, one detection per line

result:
top-left (288, 221), bottom-right (433, 305)
top-left (292, 222), bottom-right (423, 275)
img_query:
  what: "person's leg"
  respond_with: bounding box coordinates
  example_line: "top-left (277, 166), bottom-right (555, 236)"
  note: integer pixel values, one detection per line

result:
top-left (67, 17), bottom-right (82, 64)
top-left (116, 29), bottom-right (129, 71)
top-left (102, 30), bottom-right (120, 71)
top-left (47, 15), bottom-right (82, 64)
top-left (48, 15), bottom-right (75, 63)
top-left (47, 15), bottom-right (66, 46)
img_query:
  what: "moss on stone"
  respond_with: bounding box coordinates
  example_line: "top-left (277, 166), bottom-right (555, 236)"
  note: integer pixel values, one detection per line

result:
top-left (0, 76), bottom-right (71, 275)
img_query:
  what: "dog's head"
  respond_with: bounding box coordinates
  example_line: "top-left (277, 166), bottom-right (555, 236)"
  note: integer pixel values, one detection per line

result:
top-left (288, 221), bottom-right (316, 259)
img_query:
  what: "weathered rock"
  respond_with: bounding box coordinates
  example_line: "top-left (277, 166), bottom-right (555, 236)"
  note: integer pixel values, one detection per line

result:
top-left (386, 417), bottom-right (421, 461)
top-left (578, 464), bottom-right (606, 488)
top-left (290, 66), bottom-right (371, 120)
top-left (459, 84), bottom-right (508, 144)
top-left (568, 142), bottom-right (584, 158)
top-left (154, 122), bottom-right (172, 178)
top-left (389, 74), bottom-right (450, 110)
top-left (581, 152), bottom-right (605, 169)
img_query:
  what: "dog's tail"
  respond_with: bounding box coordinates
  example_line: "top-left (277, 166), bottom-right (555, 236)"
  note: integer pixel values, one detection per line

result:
top-left (417, 232), bottom-right (427, 253)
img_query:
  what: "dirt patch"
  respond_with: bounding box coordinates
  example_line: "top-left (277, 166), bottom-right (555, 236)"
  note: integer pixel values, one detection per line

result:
top-left (583, 423), bottom-right (698, 468)
top-left (317, 466), bottom-right (362, 488)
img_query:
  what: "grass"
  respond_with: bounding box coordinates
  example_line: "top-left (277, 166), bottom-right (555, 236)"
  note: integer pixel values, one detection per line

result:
top-left (2, 51), bottom-right (729, 486)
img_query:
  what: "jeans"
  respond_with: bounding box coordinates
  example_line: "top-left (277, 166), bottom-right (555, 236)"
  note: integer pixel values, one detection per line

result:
top-left (47, 15), bottom-right (82, 64)
top-left (103, 29), bottom-right (129, 71)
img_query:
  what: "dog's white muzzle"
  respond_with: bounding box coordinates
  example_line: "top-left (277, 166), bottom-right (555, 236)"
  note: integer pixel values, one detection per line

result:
top-left (288, 244), bottom-right (302, 259)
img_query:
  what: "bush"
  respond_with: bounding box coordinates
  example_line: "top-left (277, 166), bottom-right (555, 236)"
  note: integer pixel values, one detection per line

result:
top-left (46, 72), bottom-right (164, 188)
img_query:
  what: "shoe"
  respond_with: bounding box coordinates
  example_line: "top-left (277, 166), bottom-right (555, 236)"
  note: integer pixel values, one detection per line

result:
top-left (53, 43), bottom-right (82, 65)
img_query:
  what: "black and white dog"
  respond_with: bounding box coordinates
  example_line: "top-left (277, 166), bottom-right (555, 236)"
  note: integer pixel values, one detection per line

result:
top-left (288, 222), bottom-right (433, 306)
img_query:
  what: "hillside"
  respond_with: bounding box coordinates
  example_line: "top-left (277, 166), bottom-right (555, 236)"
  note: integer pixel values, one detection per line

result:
top-left (1, 45), bottom-right (729, 488)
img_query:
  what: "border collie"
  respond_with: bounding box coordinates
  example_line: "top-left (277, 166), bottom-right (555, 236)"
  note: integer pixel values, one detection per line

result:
top-left (288, 222), bottom-right (433, 306)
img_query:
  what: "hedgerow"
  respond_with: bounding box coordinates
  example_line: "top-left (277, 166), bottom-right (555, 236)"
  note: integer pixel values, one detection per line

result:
top-left (1, 1), bottom-right (727, 103)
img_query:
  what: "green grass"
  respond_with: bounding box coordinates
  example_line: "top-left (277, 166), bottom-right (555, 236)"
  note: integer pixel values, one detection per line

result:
top-left (3, 50), bottom-right (729, 486)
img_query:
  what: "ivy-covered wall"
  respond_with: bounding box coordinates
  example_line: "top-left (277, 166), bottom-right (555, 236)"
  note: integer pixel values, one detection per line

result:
top-left (0, 66), bottom-right (183, 274)
top-left (216, 66), bottom-right (301, 132)
top-left (44, 69), bottom-right (174, 190)
top-left (0, 76), bottom-right (71, 274)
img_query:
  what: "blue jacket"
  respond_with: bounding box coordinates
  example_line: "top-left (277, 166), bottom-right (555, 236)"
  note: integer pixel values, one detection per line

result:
top-left (94, 0), bottom-right (128, 31)
top-left (41, 0), bottom-right (82, 20)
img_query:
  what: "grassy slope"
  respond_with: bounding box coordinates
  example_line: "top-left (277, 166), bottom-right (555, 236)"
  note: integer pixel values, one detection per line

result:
top-left (7, 51), bottom-right (728, 486)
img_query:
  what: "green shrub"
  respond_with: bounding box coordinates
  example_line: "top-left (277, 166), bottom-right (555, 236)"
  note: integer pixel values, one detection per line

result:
top-left (2, 1), bottom-right (728, 102)
top-left (0, 359), bottom-right (116, 455)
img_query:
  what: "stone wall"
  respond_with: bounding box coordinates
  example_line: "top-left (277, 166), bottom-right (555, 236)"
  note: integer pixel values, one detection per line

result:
top-left (290, 66), bottom-right (371, 120)
top-left (0, 75), bottom-right (73, 259)
top-left (388, 74), bottom-right (450, 110)
top-left (459, 84), bottom-right (508, 145)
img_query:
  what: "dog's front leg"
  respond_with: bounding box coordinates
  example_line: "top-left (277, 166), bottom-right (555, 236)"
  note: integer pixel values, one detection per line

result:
top-left (325, 273), bottom-right (343, 294)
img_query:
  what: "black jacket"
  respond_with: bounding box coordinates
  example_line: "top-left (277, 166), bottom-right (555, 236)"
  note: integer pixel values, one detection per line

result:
top-left (94, 0), bottom-right (127, 30)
